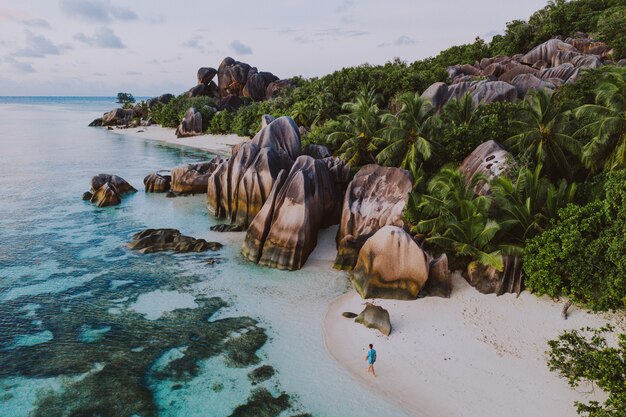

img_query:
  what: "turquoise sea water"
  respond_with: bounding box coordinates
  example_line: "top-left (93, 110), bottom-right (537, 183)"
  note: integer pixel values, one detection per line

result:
top-left (0, 97), bottom-right (413, 417)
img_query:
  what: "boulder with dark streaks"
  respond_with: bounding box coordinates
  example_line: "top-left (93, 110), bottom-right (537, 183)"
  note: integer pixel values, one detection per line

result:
top-left (334, 165), bottom-right (412, 270)
top-left (520, 39), bottom-right (578, 66)
top-left (350, 226), bottom-right (429, 300)
top-left (510, 74), bottom-right (555, 97)
top-left (242, 69), bottom-right (279, 101)
top-left (171, 159), bottom-right (222, 194)
top-left (144, 171), bottom-right (171, 193)
top-left (355, 303), bottom-right (392, 336)
top-left (175, 107), bottom-right (203, 138)
top-left (459, 140), bottom-right (513, 195)
top-left (197, 67), bottom-right (217, 85)
top-left (127, 228), bottom-right (222, 254)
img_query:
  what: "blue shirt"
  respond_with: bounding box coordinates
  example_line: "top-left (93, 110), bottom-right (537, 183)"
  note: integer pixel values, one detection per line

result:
top-left (367, 349), bottom-right (377, 364)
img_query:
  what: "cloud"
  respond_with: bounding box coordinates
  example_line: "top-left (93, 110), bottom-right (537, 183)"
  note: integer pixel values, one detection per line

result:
top-left (294, 28), bottom-right (368, 44)
top-left (229, 40), bottom-right (252, 55)
top-left (4, 57), bottom-right (36, 73)
top-left (74, 27), bottom-right (126, 48)
top-left (180, 36), bottom-right (220, 54)
top-left (59, 0), bottom-right (137, 23)
top-left (378, 35), bottom-right (416, 48)
top-left (12, 30), bottom-right (69, 58)
top-left (145, 14), bottom-right (165, 24)
top-left (335, 0), bottom-right (355, 13)
top-left (20, 19), bottom-right (52, 29)
top-left (126, 71), bottom-right (141, 75)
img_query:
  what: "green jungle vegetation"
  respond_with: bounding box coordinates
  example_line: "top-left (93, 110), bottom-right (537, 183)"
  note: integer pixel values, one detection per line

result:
top-left (143, 2), bottom-right (626, 414)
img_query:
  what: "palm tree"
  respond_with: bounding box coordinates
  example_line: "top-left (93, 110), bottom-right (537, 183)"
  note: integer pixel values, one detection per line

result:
top-left (376, 92), bottom-right (441, 173)
top-left (328, 88), bottom-right (386, 167)
top-left (290, 101), bottom-right (315, 127)
top-left (505, 89), bottom-right (580, 180)
top-left (576, 68), bottom-right (626, 172)
top-left (491, 165), bottom-right (576, 243)
top-left (443, 91), bottom-right (479, 129)
top-left (407, 167), bottom-right (508, 270)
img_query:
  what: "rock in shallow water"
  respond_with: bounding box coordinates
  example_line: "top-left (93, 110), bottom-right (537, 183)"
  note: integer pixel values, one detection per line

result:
top-left (143, 171), bottom-right (171, 192)
top-left (127, 228), bottom-right (222, 253)
top-left (355, 303), bottom-right (392, 336)
top-left (171, 159), bottom-right (222, 194)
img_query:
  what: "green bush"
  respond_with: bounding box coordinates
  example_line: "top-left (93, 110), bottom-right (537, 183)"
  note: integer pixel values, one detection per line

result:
top-left (547, 325), bottom-right (626, 417)
top-left (207, 110), bottom-right (233, 134)
top-left (523, 170), bottom-right (626, 310)
top-left (152, 95), bottom-right (216, 129)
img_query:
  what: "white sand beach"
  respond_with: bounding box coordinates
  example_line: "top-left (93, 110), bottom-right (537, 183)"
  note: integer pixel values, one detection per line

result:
top-left (324, 273), bottom-right (625, 417)
top-left (105, 125), bottom-right (247, 156)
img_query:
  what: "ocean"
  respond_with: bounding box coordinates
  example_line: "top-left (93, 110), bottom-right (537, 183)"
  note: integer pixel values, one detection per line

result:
top-left (0, 97), bottom-right (413, 417)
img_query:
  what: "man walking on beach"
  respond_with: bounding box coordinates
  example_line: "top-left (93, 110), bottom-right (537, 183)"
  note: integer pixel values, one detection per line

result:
top-left (365, 343), bottom-right (376, 377)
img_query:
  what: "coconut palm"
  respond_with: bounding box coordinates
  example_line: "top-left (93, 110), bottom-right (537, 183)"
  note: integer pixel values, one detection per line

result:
top-left (408, 167), bottom-right (508, 270)
top-left (505, 89), bottom-right (580, 180)
top-left (576, 68), bottom-right (626, 172)
top-left (328, 88), bottom-right (386, 167)
top-left (442, 91), bottom-right (480, 129)
top-left (491, 165), bottom-right (576, 243)
top-left (376, 92), bottom-right (441, 173)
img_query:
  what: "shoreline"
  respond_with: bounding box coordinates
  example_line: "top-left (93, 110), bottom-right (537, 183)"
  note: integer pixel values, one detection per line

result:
top-left (323, 273), bottom-right (624, 417)
top-left (103, 125), bottom-right (248, 156)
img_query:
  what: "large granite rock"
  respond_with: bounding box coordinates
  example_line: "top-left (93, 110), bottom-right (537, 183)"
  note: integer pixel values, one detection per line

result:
top-left (90, 182), bottom-right (121, 207)
top-left (334, 165), bottom-right (413, 270)
top-left (265, 79), bottom-right (292, 99)
top-left (207, 116), bottom-right (301, 228)
top-left (217, 57), bottom-right (252, 97)
top-left (242, 155), bottom-right (336, 270)
top-left (498, 65), bottom-right (538, 83)
top-left (537, 63), bottom-right (579, 83)
top-left (421, 82), bottom-right (449, 109)
top-left (521, 39), bottom-right (578, 66)
top-left (466, 255), bottom-right (523, 295)
top-left (510, 74), bottom-right (555, 97)
top-left (459, 141), bottom-right (513, 195)
top-left (303, 144), bottom-right (332, 159)
top-left (185, 82), bottom-right (219, 98)
top-left (421, 253), bottom-right (452, 298)
top-left (144, 171), bottom-right (171, 193)
top-left (175, 107), bottom-right (203, 138)
top-left (355, 303), bottom-right (392, 336)
top-left (350, 226), bottom-right (429, 300)
top-left (469, 80), bottom-right (518, 104)
top-left (171, 159), bottom-right (222, 194)
top-left (91, 174), bottom-right (137, 195)
top-left (98, 108), bottom-right (134, 127)
top-left (197, 67), bottom-right (217, 85)
top-left (145, 94), bottom-right (174, 110)
top-left (243, 69), bottom-right (279, 101)
top-left (127, 228), bottom-right (222, 254)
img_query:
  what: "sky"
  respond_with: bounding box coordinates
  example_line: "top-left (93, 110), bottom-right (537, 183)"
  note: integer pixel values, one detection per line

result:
top-left (0, 0), bottom-right (548, 96)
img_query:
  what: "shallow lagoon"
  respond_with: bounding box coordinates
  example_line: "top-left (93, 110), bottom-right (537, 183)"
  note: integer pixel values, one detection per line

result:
top-left (0, 98), bottom-right (413, 417)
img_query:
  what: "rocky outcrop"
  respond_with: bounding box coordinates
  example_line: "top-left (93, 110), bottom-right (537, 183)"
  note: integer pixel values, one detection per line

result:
top-left (171, 159), bottom-right (222, 194)
top-left (92, 108), bottom-right (134, 127)
top-left (186, 83), bottom-right (219, 98)
top-left (86, 174), bottom-right (136, 207)
top-left (143, 171), bottom-right (171, 193)
top-left (469, 81), bottom-right (518, 104)
top-left (303, 144), bottom-right (332, 159)
top-left (459, 141), bottom-right (513, 195)
top-left (242, 155), bottom-right (337, 270)
top-left (145, 94), bottom-right (174, 110)
top-left (90, 182), bottom-right (121, 207)
top-left (498, 65), bottom-right (538, 83)
top-left (355, 303), bottom-right (392, 336)
top-left (350, 226), bottom-right (429, 300)
top-left (175, 107), bottom-right (204, 138)
top-left (521, 39), bottom-right (577, 66)
top-left (127, 229), bottom-right (222, 254)
top-left (197, 67), bottom-right (217, 85)
top-left (421, 82), bottom-right (449, 109)
top-left (207, 116), bottom-right (301, 228)
top-left (243, 69), bottom-right (279, 101)
top-left (510, 74), bottom-right (555, 97)
top-left (218, 57), bottom-right (252, 97)
top-left (421, 254), bottom-right (452, 298)
top-left (538, 63), bottom-right (579, 83)
top-left (334, 165), bottom-right (413, 270)
top-left (466, 255), bottom-right (523, 295)
top-left (91, 174), bottom-right (137, 194)
top-left (265, 79), bottom-right (292, 99)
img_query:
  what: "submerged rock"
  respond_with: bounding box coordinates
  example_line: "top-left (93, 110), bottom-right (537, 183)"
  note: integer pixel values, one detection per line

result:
top-left (334, 165), bottom-right (412, 270)
top-left (90, 182), bottom-right (121, 207)
top-left (350, 226), bottom-right (429, 300)
top-left (171, 159), bottom-right (222, 194)
top-left (355, 303), bottom-right (392, 336)
top-left (86, 174), bottom-right (136, 207)
top-left (143, 171), bottom-right (171, 193)
top-left (247, 365), bottom-right (275, 385)
top-left (127, 229), bottom-right (222, 253)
